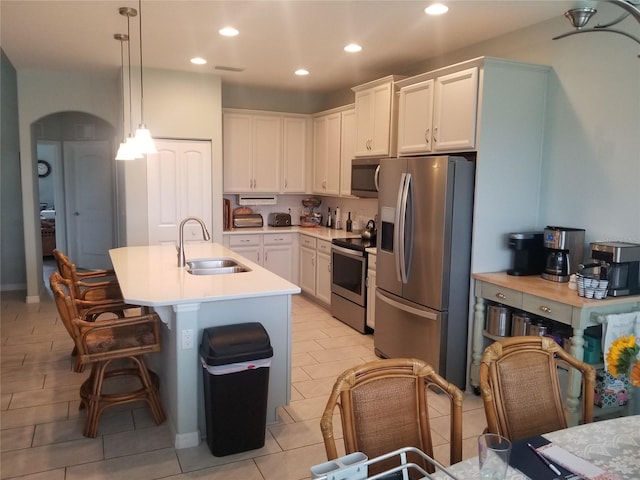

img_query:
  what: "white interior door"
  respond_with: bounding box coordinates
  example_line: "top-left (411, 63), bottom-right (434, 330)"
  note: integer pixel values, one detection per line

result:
top-left (147, 139), bottom-right (212, 245)
top-left (63, 140), bottom-right (114, 270)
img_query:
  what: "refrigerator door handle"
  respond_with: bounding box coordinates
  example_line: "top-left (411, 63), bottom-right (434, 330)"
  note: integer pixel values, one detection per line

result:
top-left (376, 289), bottom-right (438, 321)
top-left (398, 173), bottom-right (411, 284)
top-left (394, 173), bottom-right (407, 282)
top-left (374, 164), bottom-right (381, 193)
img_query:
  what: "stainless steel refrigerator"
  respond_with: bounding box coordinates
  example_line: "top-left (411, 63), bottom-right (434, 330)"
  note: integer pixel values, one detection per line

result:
top-left (374, 155), bottom-right (475, 389)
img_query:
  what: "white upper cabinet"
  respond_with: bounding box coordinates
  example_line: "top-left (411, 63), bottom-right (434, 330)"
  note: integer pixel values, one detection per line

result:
top-left (312, 111), bottom-right (341, 196)
top-left (397, 79), bottom-right (435, 155)
top-left (432, 67), bottom-right (478, 152)
top-left (339, 107), bottom-right (356, 196)
top-left (282, 116), bottom-right (308, 193)
top-left (223, 112), bottom-right (280, 193)
top-left (353, 76), bottom-right (400, 157)
top-left (397, 67), bottom-right (478, 155)
top-left (223, 110), bottom-right (310, 194)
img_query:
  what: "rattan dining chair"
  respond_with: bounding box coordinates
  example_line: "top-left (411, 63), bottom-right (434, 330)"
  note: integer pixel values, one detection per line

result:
top-left (479, 336), bottom-right (595, 442)
top-left (50, 272), bottom-right (166, 438)
top-left (320, 358), bottom-right (463, 477)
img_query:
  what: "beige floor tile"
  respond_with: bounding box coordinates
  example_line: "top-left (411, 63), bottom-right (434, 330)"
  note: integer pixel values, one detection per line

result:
top-left (176, 433), bottom-right (282, 473)
top-left (0, 469), bottom-right (66, 480)
top-left (254, 442), bottom-right (328, 480)
top-left (308, 345), bottom-right (373, 364)
top-left (292, 376), bottom-right (336, 399)
top-left (1, 425), bottom-right (35, 452)
top-left (292, 328), bottom-right (331, 343)
top-left (163, 459), bottom-right (264, 480)
top-left (65, 447), bottom-right (181, 480)
top-left (0, 437), bottom-right (104, 479)
top-left (291, 339), bottom-right (324, 354)
top-left (1, 374), bottom-right (45, 394)
top-left (104, 424), bottom-right (174, 459)
top-left (314, 334), bottom-right (373, 349)
top-left (9, 384), bottom-right (81, 409)
top-left (292, 366), bottom-right (313, 383)
top-left (1, 394), bottom-right (11, 410)
top-left (292, 352), bottom-right (319, 368)
top-left (4, 332), bottom-right (68, 347)
top-left (1, 402), bottom-right (70, 430)
top-left (300, 357), bottom-right (367, 380)
top-left (268, 417), bottom-right (325, 450)
top-left (283, 396), bottom-right (329, 422)
top-left (43, 369), bottom-right (91, 389)
top-left (461, 408), bottom-right (488, 440)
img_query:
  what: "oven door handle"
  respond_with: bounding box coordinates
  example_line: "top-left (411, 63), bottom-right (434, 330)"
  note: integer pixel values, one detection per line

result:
top-left (331, 245), bottom-right (365, 258)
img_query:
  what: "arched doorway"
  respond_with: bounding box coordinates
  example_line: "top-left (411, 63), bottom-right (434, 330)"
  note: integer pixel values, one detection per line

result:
top-left (35, 112), bottom-right (117, 277)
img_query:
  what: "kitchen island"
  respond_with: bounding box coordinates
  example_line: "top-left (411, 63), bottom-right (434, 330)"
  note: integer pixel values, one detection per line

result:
top-left (109, 243), bottom-right (301, 449)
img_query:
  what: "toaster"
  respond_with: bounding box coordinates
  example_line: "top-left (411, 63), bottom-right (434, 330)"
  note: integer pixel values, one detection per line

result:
top-left (268, 212), bottom-right (292, 227)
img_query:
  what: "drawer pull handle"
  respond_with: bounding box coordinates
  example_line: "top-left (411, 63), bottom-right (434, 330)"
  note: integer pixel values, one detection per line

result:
top-left (495, 293), bottom-right (506, 300)
top-left (540, 306), bottom-right (552, 313)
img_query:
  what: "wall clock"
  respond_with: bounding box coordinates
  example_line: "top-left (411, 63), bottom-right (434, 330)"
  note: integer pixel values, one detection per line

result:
top-left (38, 160), bottom-right (51, 178)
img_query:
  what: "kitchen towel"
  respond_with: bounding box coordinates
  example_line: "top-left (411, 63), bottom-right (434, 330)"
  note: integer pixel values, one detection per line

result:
top-left (602, 311), bottom-right (639, 372)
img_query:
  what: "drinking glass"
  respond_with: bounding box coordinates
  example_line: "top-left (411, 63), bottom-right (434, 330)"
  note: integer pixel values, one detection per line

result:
top-left (478, 433), bottom-right (512, 479)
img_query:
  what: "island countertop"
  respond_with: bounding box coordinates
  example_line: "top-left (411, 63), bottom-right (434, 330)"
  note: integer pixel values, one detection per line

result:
top-left (109, 243), bottom-right (301, 307)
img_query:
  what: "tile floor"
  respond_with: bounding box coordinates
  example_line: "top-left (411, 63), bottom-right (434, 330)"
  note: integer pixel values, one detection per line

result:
top-left (1, 280), bottom-right (487, 480)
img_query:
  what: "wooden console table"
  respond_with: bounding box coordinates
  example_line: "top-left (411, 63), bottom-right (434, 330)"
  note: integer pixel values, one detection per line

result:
top-left (470, 272), bottom-right (640, 425)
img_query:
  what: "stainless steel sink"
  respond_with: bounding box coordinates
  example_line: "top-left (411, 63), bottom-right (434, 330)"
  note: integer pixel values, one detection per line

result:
top-left (186, 257), bottom-right (251, 275)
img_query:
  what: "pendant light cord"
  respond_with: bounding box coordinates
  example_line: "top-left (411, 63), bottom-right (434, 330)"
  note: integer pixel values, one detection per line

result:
top-left (126, 13), bottom-right (134, 136)
top-left (119, 36), bottom-right (126, 137)
top-left (138, 0), bottom-right (145, 125)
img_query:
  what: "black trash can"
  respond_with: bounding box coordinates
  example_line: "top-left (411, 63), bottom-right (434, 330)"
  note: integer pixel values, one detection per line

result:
top-left (200, 322), bottom-right (273, 456)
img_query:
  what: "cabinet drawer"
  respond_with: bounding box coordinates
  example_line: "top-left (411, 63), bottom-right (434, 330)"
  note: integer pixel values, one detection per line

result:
top-left (263, 233), bottom-right (293, 245)
top-left (368, 253), bottom-right (377, 271)
top-left (300, 235), bottom-right (316, 249)
top-left (317, 240), bottom-right (331, 254)
top-left (522, 294), bottom-right (573, 325)
top-left (480, 282), bottom-right (522, 309)
top-left (229, 234), bottom-right (261, 247)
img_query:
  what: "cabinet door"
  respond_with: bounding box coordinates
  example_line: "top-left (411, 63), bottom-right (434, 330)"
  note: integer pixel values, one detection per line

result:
top-left (433, 67), bottom-right (478, 152)
top-left (252, 115), bottom-right (281, 192)
top-left (315, 250), bottom-right (332, 305)
top-left (231, 245), bottom-right (262, 265)
top-left (339, 108), bottom-right (356, 196)
top-left (299, 246), bottom-right (316, 295)
top-left (282, 116), bottom-right (307, 193)
top-left (354, 89), bottom-right (374, 156)
top-left (264, 244), bottom-right (294, 282)
top-left (147, 140), bottom-right (212, 245)
top-left (312, 113), bottom-right (341, 195)
top-left (223, 113), bottom-right (253, 193)
top-left (370, 83), bottom-right (393, 156)
top-left (397, 79), bottom-right (434, 155)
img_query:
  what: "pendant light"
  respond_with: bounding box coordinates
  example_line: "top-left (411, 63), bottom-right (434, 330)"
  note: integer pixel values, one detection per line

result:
top-left (134, 0), bottom-right (157, 153)
top-left (119, 7), bottom-right (143, 160)
top-left (114, 33), bottom-right (133, 161)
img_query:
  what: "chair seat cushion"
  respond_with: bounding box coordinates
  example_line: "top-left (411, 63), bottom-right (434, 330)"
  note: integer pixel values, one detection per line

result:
top-left (85, 322), bottom-right (157, 354)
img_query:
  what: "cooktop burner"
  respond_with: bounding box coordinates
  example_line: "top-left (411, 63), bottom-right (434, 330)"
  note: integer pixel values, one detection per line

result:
top-left (331, 237), bottom-right (375, 251)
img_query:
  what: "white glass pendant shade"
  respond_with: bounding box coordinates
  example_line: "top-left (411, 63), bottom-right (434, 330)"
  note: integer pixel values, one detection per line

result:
top-left (134, 125), bottom-right (157, 153)
top-left (116, 136), bottom-right (144, 161)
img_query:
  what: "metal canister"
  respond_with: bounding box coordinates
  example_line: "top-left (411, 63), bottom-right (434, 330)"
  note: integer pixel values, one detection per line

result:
top-left (527, 322), bottom-right (548, 336)
top-left (487, 305), bottom-right (512, 336)
top-left (511, 312), bottom-right (533, 336)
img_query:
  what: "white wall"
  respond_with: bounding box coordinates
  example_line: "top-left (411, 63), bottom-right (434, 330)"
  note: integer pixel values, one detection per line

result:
top-left (16, 70), bottom-right (119, 301)
top-left (122, 68), bottom-right (223, 246)
top-left (402, 8), bottom-right (640, 251)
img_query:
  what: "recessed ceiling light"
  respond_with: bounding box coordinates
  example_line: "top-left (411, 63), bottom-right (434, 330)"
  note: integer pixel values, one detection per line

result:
top-left (190, 57), bottom-right (207, 65)
top-left (425, 3), bottom-right (449, 15)
top-left (295, 69), bottom-right (309, 76)
top-left (344, 43), bottom-right (362, 53)
top-left (219, 26), bottom-right (239, 37)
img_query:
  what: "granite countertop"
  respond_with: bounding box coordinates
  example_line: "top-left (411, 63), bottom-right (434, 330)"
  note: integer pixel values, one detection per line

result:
top-left (224, 225), bottom-right (361, 241)
top-left (109, 243), bottom-right (300, 307)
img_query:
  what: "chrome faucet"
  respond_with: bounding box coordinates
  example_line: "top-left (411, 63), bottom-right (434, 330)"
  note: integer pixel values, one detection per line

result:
top-left (178, 216), bottom-right (211, 267)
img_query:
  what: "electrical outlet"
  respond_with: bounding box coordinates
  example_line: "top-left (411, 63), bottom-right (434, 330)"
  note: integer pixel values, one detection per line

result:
top-left (181, 329), bottom-right (194, 349)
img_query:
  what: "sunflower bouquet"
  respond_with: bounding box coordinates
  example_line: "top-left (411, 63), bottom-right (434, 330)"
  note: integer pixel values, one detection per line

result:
top-left (606, 334), bottom-right (640, 386)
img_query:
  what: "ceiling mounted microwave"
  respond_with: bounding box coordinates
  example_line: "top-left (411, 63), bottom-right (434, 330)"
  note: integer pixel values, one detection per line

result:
top-left (351, 157), bottom-right (381, 198)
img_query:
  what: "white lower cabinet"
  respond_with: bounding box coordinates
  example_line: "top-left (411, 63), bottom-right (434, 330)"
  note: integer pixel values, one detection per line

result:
top-left (299, 234), bottom-right (331, 305)
top-left (226, 233), bottom-right (296, 284)
top-left (366, 252), bottom-right (376, 330)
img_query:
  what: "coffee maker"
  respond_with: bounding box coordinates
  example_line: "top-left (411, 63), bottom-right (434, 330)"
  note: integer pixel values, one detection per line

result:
top-left (590, 241), bottom-right (640, 296)
top-left (541, 226), bottom-right (585, 282)
top-left (507, 232), bottom-right (545, 276)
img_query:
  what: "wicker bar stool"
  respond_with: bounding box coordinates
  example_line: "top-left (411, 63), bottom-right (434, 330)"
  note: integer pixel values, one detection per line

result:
top-left (50, 272), bottom-right (166, 438)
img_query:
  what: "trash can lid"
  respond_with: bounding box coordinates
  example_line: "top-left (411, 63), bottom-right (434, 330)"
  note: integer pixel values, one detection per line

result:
top-left (200, 322), bottom-right (273, 366)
